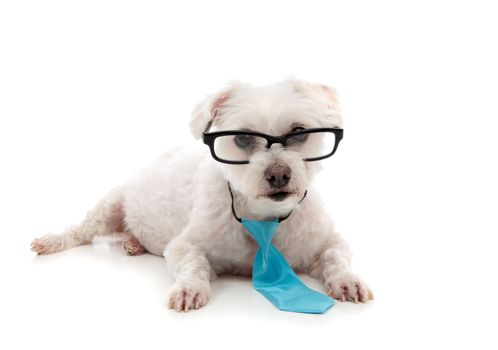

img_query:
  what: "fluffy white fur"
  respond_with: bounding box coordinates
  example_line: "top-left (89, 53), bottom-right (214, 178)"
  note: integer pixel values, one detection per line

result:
top-left (31, 79), bottom-right (373, 311)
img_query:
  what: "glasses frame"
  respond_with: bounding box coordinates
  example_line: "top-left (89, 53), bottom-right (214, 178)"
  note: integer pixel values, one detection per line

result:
top-left (202, 127), bottom-right (344, 164)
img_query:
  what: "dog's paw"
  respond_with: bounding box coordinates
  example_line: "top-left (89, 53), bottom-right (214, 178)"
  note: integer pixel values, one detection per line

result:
top-left (326, 273), bottom-right (374, 303)
top-left (123, 236), bottom-right (146, 256)
top-left (31, 234), bottom-right (64, 255)
top-left (167, 279), bottom-right (210, 312)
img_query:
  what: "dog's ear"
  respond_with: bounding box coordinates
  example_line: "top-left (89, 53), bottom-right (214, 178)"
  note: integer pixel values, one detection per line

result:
top-left (190, 89), bottom-right (231, 139)
top-left (293, 80), bottom-right (342, 127)
top-left (293, 80), bottom-right (340, 110)
top-left (310, 83), bottom-right (340, 111)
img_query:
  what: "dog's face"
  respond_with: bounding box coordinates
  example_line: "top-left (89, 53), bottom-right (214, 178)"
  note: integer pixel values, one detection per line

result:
top-left (191, 80), bottom-right (343, 219)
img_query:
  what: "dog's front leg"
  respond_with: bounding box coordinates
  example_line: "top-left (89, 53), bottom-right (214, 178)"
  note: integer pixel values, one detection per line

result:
top-left (317, 238), bottom-right (374, 303)
top-left (164, 237), bottom-right (215, 312)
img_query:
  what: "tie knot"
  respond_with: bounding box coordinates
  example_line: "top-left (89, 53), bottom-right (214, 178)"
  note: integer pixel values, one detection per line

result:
top-left (241, 219), bottom-right (279, 250)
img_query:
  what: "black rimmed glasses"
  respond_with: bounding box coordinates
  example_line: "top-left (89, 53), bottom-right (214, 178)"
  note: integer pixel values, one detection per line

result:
top-left (202, 127), bottom-right (344, 164)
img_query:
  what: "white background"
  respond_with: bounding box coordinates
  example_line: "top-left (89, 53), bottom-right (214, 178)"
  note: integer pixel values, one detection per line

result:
top-left (1, 1), bottom-right (497, 349)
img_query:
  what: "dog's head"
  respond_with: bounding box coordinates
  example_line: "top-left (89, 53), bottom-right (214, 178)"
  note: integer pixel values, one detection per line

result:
top-left (191, 80), bottom-right (343, 219)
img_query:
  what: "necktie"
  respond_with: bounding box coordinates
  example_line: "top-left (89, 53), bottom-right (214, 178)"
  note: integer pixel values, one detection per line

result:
top-left (241, 218), bottom-right (335, 314)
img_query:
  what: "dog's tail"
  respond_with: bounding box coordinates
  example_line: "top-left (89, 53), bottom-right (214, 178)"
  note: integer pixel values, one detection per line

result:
top-left (31, 187), bottom-right (129, 255)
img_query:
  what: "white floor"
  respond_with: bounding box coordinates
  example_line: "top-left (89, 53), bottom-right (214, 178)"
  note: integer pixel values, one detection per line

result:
top-left (2, 220), bottom-right (496, 350)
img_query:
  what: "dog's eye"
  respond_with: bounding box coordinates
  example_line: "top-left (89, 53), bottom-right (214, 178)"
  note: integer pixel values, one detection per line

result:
top-left (288, 127), bottom-right (309, 144)
top-left (234, 134), bottom-right (255, 149)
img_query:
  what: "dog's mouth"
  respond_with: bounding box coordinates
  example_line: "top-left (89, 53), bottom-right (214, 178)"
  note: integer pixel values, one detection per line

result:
top-left (266, 190), bottom-right (295, 201)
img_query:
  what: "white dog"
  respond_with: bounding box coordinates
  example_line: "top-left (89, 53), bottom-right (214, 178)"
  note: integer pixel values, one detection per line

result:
top-left (31, 79), bottom-right (373, 311)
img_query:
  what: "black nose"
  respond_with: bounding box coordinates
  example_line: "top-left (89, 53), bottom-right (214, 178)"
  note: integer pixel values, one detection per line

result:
top-left (265, 163), bottom-right (291, 188)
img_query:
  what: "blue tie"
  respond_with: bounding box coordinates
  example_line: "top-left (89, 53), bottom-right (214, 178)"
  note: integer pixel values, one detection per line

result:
top-left (241, 219), bottom-right (335, 314)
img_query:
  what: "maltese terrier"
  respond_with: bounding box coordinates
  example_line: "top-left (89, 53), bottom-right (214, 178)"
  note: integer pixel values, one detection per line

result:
top-left (31, 79), bottom-right (373, 311)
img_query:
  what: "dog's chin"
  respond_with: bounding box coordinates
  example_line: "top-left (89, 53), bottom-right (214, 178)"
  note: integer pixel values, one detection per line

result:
top-left (247, 192), bottom-right (300, 219)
